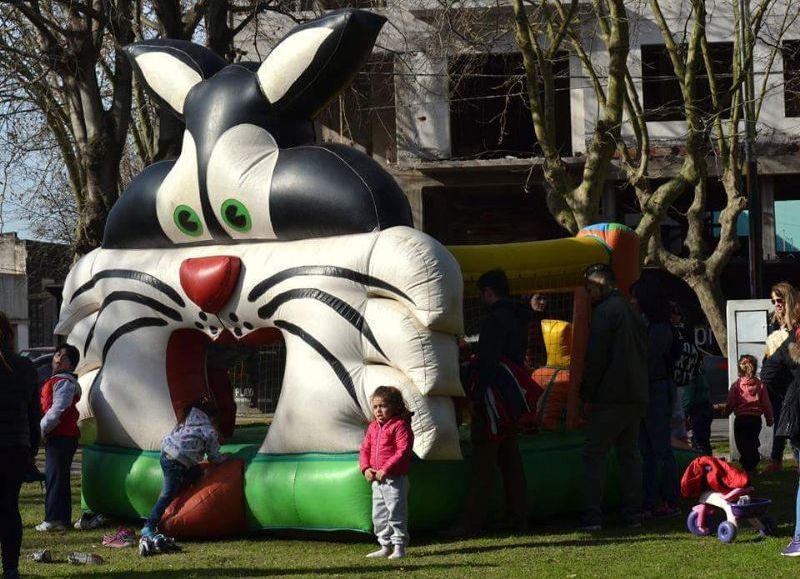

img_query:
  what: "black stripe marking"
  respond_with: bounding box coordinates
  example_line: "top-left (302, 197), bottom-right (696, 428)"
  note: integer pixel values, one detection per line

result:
top-left (84, 292), bottom-right (183, 355)
top-left (247, 266), bottom-right (413, 304)
top-left (258, 288), bottom-right (386, 359)
top-left (102, 318), bottom-right (169, 362)
top-left (274, 319), bottom-right (358, 405)
top-left (70, 270), bottom-right (186, 307)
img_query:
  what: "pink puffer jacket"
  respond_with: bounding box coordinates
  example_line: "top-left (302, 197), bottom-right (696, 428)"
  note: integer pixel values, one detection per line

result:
top-left (359, 416), bottom-right (414, 477)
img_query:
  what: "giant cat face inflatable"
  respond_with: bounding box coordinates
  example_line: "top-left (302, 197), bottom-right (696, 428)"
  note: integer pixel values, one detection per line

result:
top-left (56, 10), bottom-right (465, 460)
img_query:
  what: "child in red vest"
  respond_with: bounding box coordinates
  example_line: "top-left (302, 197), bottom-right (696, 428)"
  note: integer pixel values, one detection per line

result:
top-left (725, 354), bottom-right (773, 475)
top-left (359, 386), bottom-right (414, 559)
top-left (36, 344), bottom-right (81, 532)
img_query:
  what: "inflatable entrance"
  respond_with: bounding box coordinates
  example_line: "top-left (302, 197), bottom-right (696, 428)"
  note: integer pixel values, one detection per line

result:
top-left (57, 10), bottom-right (695, 537)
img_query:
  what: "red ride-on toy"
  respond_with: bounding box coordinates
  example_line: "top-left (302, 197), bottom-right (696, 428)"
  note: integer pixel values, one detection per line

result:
top-left (686, 486), bottom-right (776, 543)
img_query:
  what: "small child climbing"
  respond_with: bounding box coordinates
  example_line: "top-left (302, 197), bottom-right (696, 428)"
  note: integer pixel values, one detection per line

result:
top-left (359, 386), bottom-right (414, 560)
top-left (140, 400), bottom-right (228, 545)
top-left (725, 355), bottom-right (773, 476)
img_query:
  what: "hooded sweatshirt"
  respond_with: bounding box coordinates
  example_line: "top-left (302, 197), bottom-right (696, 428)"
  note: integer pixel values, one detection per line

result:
top-left (725, 376), bottom-right (774, 423)
top-left (161, 408), bottom-right (223, 466)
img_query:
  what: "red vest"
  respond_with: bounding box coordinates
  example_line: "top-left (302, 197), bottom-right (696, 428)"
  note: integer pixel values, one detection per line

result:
top-left (40, 374), bottom-right (81, 438)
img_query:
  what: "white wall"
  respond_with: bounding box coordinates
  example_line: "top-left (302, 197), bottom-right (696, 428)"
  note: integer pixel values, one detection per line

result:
top-left (0, 234), bottom-right (29, 349)
top-left (394, 52), bottom-right (452, 161)
top-left (561, 0), bottom-right (800, 149)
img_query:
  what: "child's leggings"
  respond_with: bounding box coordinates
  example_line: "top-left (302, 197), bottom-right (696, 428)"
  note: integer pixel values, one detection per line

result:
top-left (734, 415), bottom-right (762, 472)
top-left (372, 476), bottom-right (409, 546)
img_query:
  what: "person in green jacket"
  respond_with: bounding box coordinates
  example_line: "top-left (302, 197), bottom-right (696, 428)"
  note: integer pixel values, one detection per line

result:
top-left (579, 264), bottom-right (648, 531)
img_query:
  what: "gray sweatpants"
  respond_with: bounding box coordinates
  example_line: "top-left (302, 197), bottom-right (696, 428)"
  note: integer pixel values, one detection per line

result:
top-left (372, 476), bottom-right (409, 546)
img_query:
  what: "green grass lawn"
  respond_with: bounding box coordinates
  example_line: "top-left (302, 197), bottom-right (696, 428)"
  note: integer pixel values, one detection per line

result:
top-left (15, 462), bottom-right (800, 578)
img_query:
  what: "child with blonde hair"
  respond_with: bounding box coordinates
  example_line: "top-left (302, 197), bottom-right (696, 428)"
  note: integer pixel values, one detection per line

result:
top-left (725, 355), bottom-right (773, 475)
top-left (359, 386), bottom-right (414, 559)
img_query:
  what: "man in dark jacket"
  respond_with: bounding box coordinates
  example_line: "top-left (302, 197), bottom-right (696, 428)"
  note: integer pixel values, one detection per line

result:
top-left (579, 264), bottom-right (648, 531)
top-left (0, 312), bottom-right (40, 579)
top-left (445, 269), bottom-right (530, 537)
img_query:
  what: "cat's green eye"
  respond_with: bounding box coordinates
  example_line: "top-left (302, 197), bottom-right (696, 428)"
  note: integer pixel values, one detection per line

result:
top-left (173, 205), bottom-right (203, 237)
top-left (221, 199), bottom-right (252, 233)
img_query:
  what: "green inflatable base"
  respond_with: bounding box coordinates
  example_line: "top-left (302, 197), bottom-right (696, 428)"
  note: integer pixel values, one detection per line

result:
top-left (81, 426), bottom-right (698, 534)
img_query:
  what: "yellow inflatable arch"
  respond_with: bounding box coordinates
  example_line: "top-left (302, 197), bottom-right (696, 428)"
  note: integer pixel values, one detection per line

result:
top-left (449, 222), bottom-right (641, 430)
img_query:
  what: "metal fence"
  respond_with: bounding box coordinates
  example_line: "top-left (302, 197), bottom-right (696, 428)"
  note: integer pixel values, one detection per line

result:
top-left (218, 291), bottom-right (577, 416)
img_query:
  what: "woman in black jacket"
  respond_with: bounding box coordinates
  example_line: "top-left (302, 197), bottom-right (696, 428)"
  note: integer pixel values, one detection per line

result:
top-left (0, 312), bottom-right (40, 579)
top-left (761, 330), bottom-right (800, 556)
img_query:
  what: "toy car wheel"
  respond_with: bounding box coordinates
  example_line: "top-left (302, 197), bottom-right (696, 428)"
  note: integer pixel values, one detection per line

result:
top-left (686, 511), bottom-right (710, 537)
top-left (717, 521), bottom-right (737, 543)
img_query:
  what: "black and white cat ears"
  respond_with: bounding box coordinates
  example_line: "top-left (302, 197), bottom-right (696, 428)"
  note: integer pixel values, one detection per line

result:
top-left (125, 9), bottom-right (386, 119)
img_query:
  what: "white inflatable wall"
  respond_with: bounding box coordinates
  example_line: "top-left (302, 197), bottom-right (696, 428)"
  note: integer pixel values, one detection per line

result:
top-left (57, 226), bottom-right (465, 459)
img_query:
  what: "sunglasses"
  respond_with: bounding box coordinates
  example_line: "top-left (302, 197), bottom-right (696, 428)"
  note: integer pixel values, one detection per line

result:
top-left (772, 298), bottom-right (785, 305)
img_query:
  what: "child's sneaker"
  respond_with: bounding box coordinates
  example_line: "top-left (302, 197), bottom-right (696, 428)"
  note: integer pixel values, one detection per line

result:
top-left (152, 533), bottom-right (182, 554)
top-left (388, 545), bottom-right (406, 559)
top-left (782, 537), bottom-right (800, 557)
top-left (138, 536), bottom-right (153, 557)
top-left (366, 546), bottom-right (392, 558)
top-left (102, 527), bottom-right (136, 548)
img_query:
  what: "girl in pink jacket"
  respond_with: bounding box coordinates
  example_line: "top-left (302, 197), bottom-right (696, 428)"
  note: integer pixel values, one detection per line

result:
top-left (359, 386), bottom-right (414, 559)
top-left (725, 354), bottom-right (774, 475)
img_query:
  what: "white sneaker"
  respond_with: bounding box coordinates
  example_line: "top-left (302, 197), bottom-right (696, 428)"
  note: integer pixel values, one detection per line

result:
top-left (35, 521), bottom-right (67, 532)
top-left (388, 545), bottom-right (406, 559)
top-left (366, 546), bottom-right (392, 558)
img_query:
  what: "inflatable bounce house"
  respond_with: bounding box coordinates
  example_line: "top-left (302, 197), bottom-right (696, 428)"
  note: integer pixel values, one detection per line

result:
top-left (56, 10), bottom-right (694, 537)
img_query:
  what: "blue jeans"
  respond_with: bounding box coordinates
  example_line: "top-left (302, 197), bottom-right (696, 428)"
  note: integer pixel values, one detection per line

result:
top-left (44, 436), bottom-right (78, 525)
top-left (143, 455), bottom-right (200, 532)
top-left (792, 444), bottom-right (800, 538)
top-left (640, 380), bottom-right (679, 509)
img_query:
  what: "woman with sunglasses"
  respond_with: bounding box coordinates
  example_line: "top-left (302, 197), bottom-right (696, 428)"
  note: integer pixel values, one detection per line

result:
top-left (764, 282), bottom-right (800, 474)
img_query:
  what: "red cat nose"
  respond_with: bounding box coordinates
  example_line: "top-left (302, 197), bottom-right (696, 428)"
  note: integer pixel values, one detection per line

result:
top-left (179, 256), bottom-right (242, 314)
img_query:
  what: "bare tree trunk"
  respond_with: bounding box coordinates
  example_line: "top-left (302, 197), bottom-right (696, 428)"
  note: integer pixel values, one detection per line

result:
top-left (511, 0), bottom-right (628, 232)
top-left (685, 274), bottom-right (728, 353)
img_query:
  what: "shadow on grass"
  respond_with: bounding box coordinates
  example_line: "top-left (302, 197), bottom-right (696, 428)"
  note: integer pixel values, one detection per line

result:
top-left (418, 534), bottom-right (666, 557)
top-left (83, 562), bottom-right (494, 577)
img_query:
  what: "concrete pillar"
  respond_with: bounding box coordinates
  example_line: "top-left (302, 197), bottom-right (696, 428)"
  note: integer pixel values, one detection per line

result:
top-left (15, 322), bottom-right (29, 351)
top-left (406, 183), bottom-right (424, 230)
